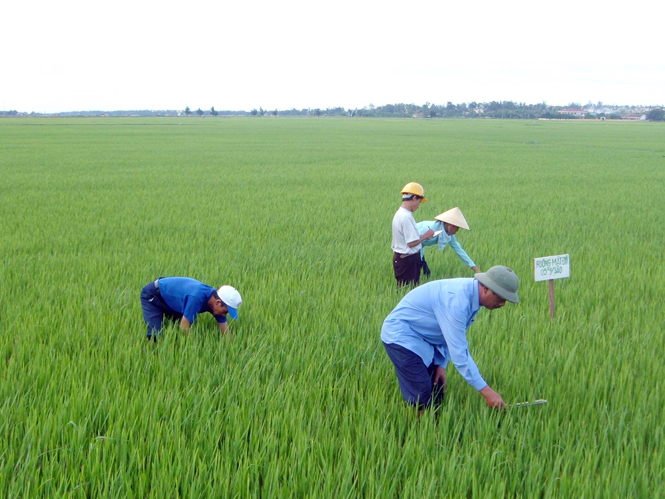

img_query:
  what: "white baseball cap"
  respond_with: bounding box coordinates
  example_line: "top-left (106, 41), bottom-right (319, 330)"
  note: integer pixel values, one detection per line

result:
top-left (217, 285), bottom-right (242, 319)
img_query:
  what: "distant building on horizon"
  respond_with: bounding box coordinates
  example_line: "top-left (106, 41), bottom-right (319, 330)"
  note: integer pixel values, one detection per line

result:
top-left (559, 108), bottom-right (586, 117)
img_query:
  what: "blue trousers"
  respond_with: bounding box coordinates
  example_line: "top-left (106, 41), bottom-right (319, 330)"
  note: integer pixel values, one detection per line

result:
top-left (140, 281), bottom-right (181, 340)
top-left (383, 342), bottom-right (445, 409)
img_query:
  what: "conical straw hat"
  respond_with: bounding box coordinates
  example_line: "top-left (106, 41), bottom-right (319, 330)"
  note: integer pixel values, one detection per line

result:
top-left (434, 207), bottom-right (470, 230)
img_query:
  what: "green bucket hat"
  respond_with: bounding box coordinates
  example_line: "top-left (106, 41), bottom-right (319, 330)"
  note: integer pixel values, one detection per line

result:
top-left (475, 266), bottom-right (520, 303)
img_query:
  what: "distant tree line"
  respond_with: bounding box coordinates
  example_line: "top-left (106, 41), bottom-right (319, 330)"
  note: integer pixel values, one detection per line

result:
top-left (4, 104), bottom-right (663, 120)
top-left (646, 108), bottom-right (665, 121)
top-left (180, 102), bottom-right (664, 120)
top-left (349, 101), bottom-right (620, 119)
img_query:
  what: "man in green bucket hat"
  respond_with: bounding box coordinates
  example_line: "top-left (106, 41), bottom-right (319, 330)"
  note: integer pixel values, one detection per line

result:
top-left (382, 265), bottom-right (519, 413)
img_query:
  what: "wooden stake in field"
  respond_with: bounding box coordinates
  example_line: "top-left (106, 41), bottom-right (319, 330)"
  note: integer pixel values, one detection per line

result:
top-left (534, 254), bottom-right (570, 321)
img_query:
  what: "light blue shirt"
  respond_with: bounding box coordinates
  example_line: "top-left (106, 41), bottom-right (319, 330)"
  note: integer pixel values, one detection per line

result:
top-left (416, 220), bottom-right (476, 268)
top-left (381, 278), bottom-right (487, 391)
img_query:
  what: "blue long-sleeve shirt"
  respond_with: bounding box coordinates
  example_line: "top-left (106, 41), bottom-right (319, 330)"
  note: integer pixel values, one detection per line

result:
top-left (416, 220), bottom-right (476, 268)
top-left (157, 277), bottom-right (227, 325)
top-left (381, 278), bottom-right (487, 391)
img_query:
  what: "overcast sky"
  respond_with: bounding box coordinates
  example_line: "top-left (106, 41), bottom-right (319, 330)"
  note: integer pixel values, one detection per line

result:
top-left (2, 0), bottom-right (663, 113)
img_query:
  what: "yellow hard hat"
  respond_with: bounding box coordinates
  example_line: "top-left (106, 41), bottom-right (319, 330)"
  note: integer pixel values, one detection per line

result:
top-left (400, 182), bottom-right (427, 202)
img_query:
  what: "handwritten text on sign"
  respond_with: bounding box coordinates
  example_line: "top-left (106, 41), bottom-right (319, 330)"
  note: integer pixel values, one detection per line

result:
top-left (534, 254), bottom-right (570, 282)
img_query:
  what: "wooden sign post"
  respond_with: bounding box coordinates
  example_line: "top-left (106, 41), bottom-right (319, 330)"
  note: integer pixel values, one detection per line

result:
top-left (534, 254), bottom-right (570, 320)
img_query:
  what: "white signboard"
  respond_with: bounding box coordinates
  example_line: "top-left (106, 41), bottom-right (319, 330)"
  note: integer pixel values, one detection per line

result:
top-left (534, 254), bottom-right (570, 282)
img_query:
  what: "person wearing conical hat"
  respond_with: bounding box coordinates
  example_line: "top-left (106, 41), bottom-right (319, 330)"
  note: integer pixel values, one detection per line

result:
top-left (416, 207), bottom-right (480, 277)
top-left (391, 182), bottom-right (435, 287)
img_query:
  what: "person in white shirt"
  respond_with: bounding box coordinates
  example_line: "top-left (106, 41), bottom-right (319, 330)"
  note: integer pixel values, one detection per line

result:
top-left (391, 182), bottom-right (434, 286)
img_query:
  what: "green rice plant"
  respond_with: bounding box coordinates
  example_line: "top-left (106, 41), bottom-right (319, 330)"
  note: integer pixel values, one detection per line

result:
top-left (0, 117), bottom-right (663, 497)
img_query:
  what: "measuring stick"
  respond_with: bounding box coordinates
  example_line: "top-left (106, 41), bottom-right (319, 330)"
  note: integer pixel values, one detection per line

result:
top-left (513, 399), bottom-right (548, 408)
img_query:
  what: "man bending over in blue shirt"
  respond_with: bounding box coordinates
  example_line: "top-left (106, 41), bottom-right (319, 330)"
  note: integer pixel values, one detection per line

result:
top-left (140, 277), bottom-right (242, 342)
top-left (381, 266), bottom-right (519, 414)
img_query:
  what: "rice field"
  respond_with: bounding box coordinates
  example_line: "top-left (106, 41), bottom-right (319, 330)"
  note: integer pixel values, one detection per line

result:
top-left (1, 117), bottom-right (664, 497)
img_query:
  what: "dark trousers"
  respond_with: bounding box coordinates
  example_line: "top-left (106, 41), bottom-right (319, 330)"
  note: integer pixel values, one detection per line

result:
top-left (393, 252), bottom-right (421, 287)
top-left (383, 342), bottom-right (445, 409)
top-left (140, 281), bottom-right (182, 340)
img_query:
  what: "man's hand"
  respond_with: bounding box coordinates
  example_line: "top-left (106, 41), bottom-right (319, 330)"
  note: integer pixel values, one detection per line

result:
top-left (433, 366), bottom-right (447, 392)
top-left (472, 266), bottom-right (480, 273)
top-left (179, 316), bottom-right (191, 333)
top-left (480, 386), bottom-right (506, 409)
top-left (218, 322), bottom-right (229, 334)
top-left (408, 229), bottom-right (436, 248)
